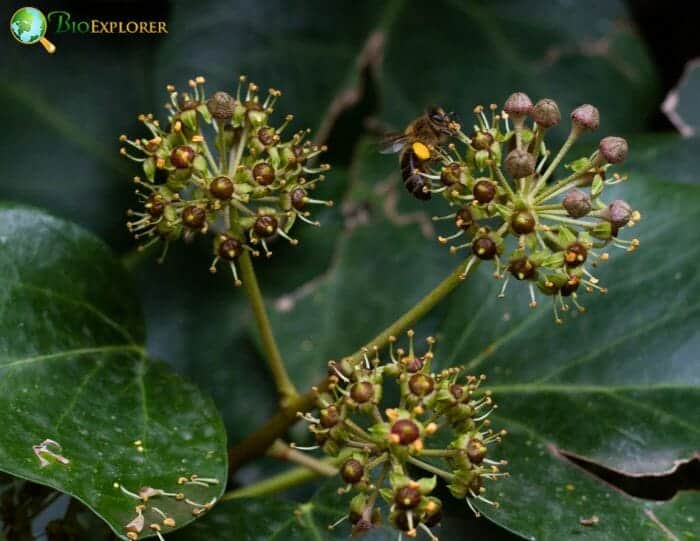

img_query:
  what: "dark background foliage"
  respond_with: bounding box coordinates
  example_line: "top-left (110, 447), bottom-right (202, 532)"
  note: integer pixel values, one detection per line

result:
top-left (1, 1), bottom-right (699, 540)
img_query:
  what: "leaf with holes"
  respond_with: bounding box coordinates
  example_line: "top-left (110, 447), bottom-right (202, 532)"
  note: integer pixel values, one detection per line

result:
top-left (0, 206), bottom-right (227, 539)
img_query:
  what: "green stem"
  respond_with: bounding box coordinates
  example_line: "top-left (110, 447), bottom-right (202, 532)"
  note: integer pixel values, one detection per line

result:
top-left (221, 464), bottom-right (331, 501)
top-left (531, 128), bottom-right (579, 195)
top-left (407, 456), bottom-right (455, 482)
top-left (267, 439), bottom-right (338, 476)
top-left (227, 258), bottom-right (479, 474)
top-left (238, 251), bottom-right (298, 402)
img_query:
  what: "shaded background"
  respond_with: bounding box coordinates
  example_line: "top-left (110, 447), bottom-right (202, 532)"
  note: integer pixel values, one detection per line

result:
top-left (2, 1), bottom-right (699, 540)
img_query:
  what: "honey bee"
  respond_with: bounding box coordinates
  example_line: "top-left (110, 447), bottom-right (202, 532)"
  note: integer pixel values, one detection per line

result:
top-left (380, 107), bottom-right (459, 200)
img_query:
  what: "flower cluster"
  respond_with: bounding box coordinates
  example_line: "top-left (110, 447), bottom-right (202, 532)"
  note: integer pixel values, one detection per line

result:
top-left (120, 75), bottom-right (332, 284)
top-left (295, 331), bottom-right (508, 539)
top-left (407, 94), bottom-right (640, 322)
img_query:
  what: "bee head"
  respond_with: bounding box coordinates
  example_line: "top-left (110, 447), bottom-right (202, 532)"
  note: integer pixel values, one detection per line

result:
top-left (427, 106), bottom-right (458, 135)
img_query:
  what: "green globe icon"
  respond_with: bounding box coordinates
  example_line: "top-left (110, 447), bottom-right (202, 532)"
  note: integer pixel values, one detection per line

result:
top-left (10, 6), bottom-right (55, 53)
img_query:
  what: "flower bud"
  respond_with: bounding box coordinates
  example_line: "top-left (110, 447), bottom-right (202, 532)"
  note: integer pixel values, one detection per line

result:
top-left (182, 206), bottom-right (205, 229)
top-left (257, 127), bottom-right (276, 146)
top-left (217, 236), bottom-right (242, 260)
top-left (170, 145), bottom-right (195, 169)
top-left (503, 92), bottom-right (533, 120)
top-left (607, 199), bottom-right (632, 228)
top-left (253, 162), bottom-right (275, 186)
top-left (511, 210), bottom-right (536, 235)
top-left (470, 130), bottom-right (493, 151)
top-left (504, 149), bottom-right (535, 178)
top-left (291, 187), bottom-right (307, 210)
top-left (467, 439), bottom-right (487, 464)
top-left (565, 242), bottom-right (587, 267)
top-left (560, 275), bottom-right (580, 297)
top-left (405, 356), bottom-right (425, 373)
top-left (319, 405), bottom-right (340, 428)
top-left (340, 458), bottom-right (364, 484)
top-left (391, 419), bottom-right (420, 445)
top-left (531, 98), bottom-right (561, 128)
top-left (509, 257), bottom-right (536, 280)
top-left (599, 136), bottom-right (628, 164)
top-left (350, 381), bottom-right (374, 404)
top-left (408, 374), bottom-right (435, 397)
top-left (473, 179), bottom-right (496, 204)
top-left (253, 215), bottom-right (278, 237)
top-left (563, 189), bottom-right (592, 218)
top-left (472, 236), bottom-right (497, 260)
top-left (571, 104), bottom-right (600, 131)
top-left (209, 176), bottom-right (234, 200)
top-left (440, 163), bottom-right (462, 186)
top-left (454, 207), bottom-right (474, 230)
top-left (207, 91), bottom-right (236, 121)
top-left (145, 195), bottom-right (165, 218)
top-left (394, 486), bottom-right (421, 509)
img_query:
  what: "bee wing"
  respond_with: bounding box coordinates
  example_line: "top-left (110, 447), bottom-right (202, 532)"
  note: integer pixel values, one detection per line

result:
top-left (378, 133), bottom-right (410, 154)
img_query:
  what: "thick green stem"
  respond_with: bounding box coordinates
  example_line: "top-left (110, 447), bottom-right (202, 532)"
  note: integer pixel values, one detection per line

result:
top-left (227, 258), bottom-right (478, 474)
top-left (238, 251), bottom-right (298, 402)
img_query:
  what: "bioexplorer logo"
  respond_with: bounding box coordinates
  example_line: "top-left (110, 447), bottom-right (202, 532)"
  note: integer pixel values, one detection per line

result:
top-left (9, 6), bottom-right (168, 54)
top-left (10, 7), bottom-right (55, 53)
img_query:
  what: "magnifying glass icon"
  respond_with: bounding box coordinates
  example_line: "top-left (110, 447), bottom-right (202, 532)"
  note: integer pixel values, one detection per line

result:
top-left (10, 7), bottom-right (56, 54)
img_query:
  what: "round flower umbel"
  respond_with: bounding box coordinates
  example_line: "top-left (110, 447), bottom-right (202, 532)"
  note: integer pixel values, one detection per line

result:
top-left (120, 75), bottom-right (332, 285)
top-left (294, 331), bottom-right (508, 539)
top-left (422, 93), bottom-right (641, 322)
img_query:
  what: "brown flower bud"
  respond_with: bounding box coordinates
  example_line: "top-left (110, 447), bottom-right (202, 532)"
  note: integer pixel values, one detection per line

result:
top-left (182, 206), bottom-right (205, 228)
top-left (473, 179), bottom-right (496, 204)
top-left (608, 199), bottom-right (632, 228)
top-left (145, 195), bottom-right (164, 218)
top-left (217, 237), bottom-right (242, 260)
top-left (565, 242), bottom-right (587, 267)
top-left (207, 91), bottom-right (236, 120)
top-left (509, 257), bottom-right (536, 280)
top-left (563, 189), bottom-right (592, 218)
top-left (408, 374), bottom-right (435, 396)
top-left (455, 207), bottom-right (474, 230)
top-left (503, 92), bottom-right (533, 119)
top-left (472, 236), bottom-right (497, 260)
top-left (170, 145), bottom-right (195, 169)
top-left (470, 130), bottom-right (493, 151)
top-left (571, 104), bottom-right (600, 131)
top-left (504, 149), bottom-right (536, 178)
top-left (531, 98), bottom-right (561, 128)
top-left (209, 176), bottom-right (234, 200)
top-left (291, 187), bottom-right (307, 210)
top-left (253, 215), bottom-right (278, 237)
top-left (340, 459), bottom-right (364, 484)
top-left (599, 136), bottom-right (628, 164)
top-left (390, 419), bottom-right (420, 445)
top-left (511, 210), bottom-right (536, 235)
top-left (253, 162), bottom-right (275, 186)
top-left (394, 486), bottom-right (421, 509)
top-left (350, 381), bottom-right (374, 403)
top-left (440, 163), bottom-right (462, 186)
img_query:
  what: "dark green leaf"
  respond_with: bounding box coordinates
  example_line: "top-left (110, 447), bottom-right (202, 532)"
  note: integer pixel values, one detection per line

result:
top-left (379, 0), bottom-right (659, 140)
top-left (0, 206), bottom-right (227, 539)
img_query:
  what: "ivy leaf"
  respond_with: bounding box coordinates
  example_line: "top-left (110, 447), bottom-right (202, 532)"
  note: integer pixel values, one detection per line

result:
top-left (378, 0), bottom-right (659, 140)
top-left (0, 206), bottom-right (227, 539)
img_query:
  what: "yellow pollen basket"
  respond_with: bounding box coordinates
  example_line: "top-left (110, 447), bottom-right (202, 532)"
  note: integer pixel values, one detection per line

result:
top-left (411, 141), bottom-right (431, 161)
